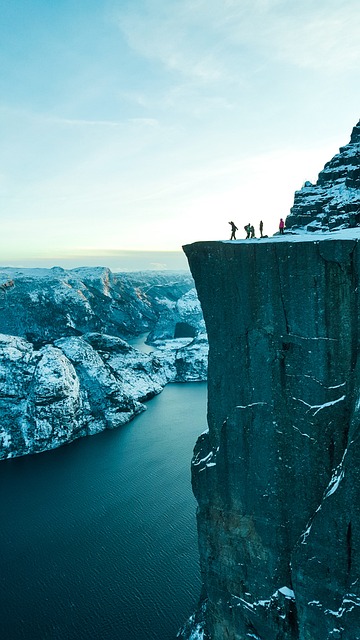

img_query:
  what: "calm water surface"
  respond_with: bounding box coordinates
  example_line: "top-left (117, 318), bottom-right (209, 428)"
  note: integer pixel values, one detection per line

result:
top-left (0, 382), bottom-right (206, 640)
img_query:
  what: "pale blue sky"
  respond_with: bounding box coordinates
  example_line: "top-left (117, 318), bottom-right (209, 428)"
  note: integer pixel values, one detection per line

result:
top-left (1, 0), bottom-right (359, 263)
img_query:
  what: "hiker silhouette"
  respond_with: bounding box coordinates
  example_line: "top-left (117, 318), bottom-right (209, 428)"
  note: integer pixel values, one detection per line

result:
top-left (229, 221), bottom-right (238, 240)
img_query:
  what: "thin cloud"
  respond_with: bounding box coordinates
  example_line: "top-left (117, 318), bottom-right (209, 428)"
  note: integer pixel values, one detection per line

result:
top-left (266, 5), bottom-right (360, 71)
top-left (1, 106), bottom-right (160, 135)
top-left (217, 0), bottom-right (360, 72)
top-left (44, 116), bottom-right (157, 129)
top-left (50, 117), bottom-right (123, 127)
top-left (0, 105), bottom-right (124, 128)
top-left (115, 2), bottom-right (228, 82)
top-left (128, 117), bottom-right (159, 127)
top-left (115, 0), bottom-right (360, 79)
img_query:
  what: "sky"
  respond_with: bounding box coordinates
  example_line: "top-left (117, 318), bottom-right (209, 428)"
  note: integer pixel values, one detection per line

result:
top-left (1, 0), bottom-right (359, 268)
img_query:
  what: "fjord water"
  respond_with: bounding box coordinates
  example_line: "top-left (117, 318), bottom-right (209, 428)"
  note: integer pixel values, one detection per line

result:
top-left (0, 382), bottom-right (206, 640)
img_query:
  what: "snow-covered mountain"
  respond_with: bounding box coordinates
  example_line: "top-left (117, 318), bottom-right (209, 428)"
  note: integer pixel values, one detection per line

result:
top-left (286, 119), bottom-right (360, 231)
top-left (0, 267), bottom-right (197, 343)
top-left (0, 268), bottom-right (208, 459)
top-left (0, 333), bottom-right (166, 459)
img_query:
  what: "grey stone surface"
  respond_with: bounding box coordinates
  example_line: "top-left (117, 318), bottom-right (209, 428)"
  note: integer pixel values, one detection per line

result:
top-left (183, 235), bottom-right (360, 639)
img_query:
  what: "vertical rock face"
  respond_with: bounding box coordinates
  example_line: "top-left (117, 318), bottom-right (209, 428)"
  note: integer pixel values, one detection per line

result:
top-left (183, 236), bottom-right (360, 639)
top-left (286, 120), bottom-right (360, 232)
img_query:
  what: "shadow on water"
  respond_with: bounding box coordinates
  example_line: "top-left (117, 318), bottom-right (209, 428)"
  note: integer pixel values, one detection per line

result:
top-left (0, 382), bottom-right (207, 640)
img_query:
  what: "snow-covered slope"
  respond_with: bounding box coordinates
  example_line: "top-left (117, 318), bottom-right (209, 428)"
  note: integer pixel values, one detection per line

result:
top-left (0, 332), bottom-right (173, 460)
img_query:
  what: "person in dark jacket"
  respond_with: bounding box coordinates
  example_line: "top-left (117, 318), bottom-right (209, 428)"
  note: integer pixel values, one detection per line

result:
top-left (229, 221), bottom-right (238, 240)
top-left (259, 220), bottom-right (263, 237)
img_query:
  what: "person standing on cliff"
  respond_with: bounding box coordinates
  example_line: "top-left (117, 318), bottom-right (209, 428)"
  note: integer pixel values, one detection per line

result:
top-left (244, 223), bottom-right (251, 239)
top-left (229, 221), bottom-right (238, 240)
top-left (259, 220), bottom-right (263, 237)
top-left (279, 218), bottom-right (285, 234)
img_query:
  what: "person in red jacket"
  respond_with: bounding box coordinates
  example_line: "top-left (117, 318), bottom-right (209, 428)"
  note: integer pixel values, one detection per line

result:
top-left (279, 218), bottom-right (285, 234)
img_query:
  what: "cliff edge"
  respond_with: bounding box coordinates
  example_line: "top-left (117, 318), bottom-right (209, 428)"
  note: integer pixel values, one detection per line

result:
top-left (183, 232), bottom-right (360, 639)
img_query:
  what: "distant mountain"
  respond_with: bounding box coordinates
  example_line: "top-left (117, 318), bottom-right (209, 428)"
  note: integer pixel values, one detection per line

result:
top-left (0, 268), bottom-right (208, 459)
top-left (0, 267), bottom-right (195, 344)
top-left (286, 119), bottom-right (360, 231)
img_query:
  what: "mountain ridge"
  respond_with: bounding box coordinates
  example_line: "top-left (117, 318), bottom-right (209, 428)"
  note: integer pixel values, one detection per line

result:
top-left (286, 119), bottom-right (360, 232)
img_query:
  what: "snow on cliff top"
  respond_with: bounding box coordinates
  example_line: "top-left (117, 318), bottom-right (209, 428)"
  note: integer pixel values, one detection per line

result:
top-left (221, 228), bottom-right (360, 244)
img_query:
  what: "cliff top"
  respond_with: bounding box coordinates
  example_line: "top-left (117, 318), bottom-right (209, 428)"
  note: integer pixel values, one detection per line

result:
top-left (185, 228), bottom-right (360, 249)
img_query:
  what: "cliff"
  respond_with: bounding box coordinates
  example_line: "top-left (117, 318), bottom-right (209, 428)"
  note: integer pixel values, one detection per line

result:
top-left (182, 232), bottom-right (360, 639)
top-left (286, 120), bottom-right (360, 232)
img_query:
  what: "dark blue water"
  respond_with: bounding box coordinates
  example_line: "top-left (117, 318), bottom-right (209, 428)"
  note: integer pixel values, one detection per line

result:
top-left (0, 383), bottom-right (206, 640)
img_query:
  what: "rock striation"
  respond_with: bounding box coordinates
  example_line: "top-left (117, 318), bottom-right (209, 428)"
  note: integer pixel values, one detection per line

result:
top-left (182, 233), bottom-right (360, 639)
top-left (286, 120), bottom-right (360, 232)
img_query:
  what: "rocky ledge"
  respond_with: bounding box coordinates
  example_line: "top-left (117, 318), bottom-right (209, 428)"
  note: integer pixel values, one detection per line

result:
top-left (286, 120), bottom-right (360, 232)
top-left (182, 232), bottom-right (360, 639)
